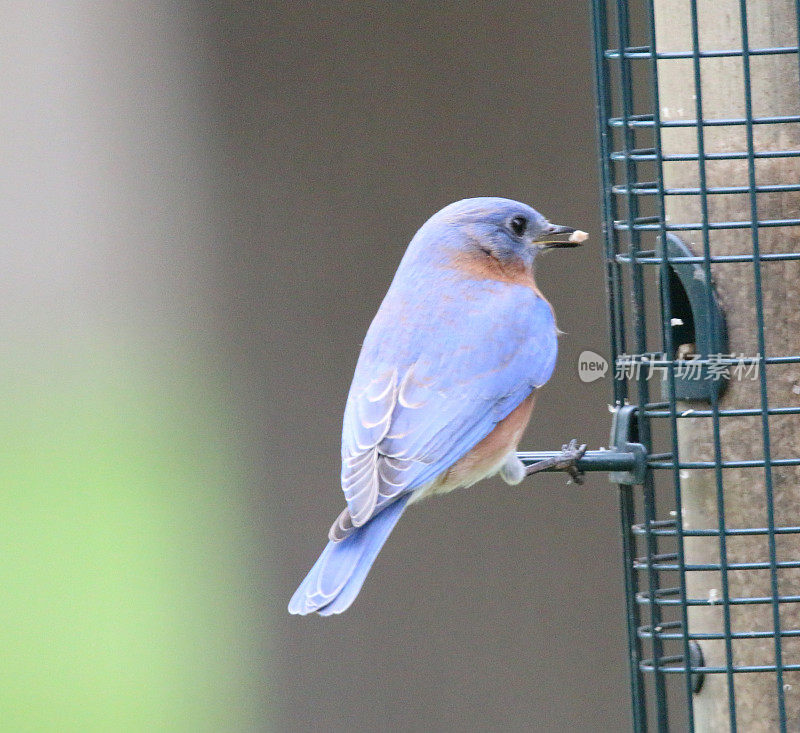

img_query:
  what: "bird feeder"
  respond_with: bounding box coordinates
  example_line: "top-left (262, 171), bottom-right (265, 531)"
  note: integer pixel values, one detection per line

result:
top-left (586, 0), bottom-right (800, 729)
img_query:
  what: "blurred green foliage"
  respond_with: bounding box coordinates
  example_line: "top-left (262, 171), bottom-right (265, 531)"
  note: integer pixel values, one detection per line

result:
top-left (0, 341), bottom-right (265, 732)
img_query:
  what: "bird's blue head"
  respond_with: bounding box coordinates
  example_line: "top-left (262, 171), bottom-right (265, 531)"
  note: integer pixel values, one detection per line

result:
top-left (405, 197), bottom-right (585, 275)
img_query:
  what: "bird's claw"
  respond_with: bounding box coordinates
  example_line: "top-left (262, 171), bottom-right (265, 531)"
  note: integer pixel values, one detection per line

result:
top-left (525, 438), bottom-right (587, 485)
top-left (560, 439), bottom-right (587, 485)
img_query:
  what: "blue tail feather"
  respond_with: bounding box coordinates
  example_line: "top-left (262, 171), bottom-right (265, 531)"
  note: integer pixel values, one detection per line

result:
top-left (288, 495), bottom-right (410, 616)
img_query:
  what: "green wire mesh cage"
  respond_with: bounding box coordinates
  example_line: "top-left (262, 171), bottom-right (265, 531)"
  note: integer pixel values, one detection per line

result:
top-left (590, 0), bottom-right (800, 730)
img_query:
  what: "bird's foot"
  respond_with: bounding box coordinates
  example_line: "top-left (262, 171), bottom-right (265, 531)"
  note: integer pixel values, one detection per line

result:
top-left (525, 439), bottom-right (587, 485)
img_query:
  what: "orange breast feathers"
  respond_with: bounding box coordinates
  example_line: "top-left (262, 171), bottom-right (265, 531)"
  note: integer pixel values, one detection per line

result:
top-left (415, 392), bottom-right (537, 501)
top-left (447, 246), bottom-right (546, 298)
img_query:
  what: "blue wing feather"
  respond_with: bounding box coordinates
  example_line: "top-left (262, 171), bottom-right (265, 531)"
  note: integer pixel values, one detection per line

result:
top-left (340, 277), bottom-right (557, 525)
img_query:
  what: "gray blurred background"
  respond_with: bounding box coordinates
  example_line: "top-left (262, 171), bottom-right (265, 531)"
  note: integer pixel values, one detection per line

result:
top-left (2, 2), bottom-right (628, 731)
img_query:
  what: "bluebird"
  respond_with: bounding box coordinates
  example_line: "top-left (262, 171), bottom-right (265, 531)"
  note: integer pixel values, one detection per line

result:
top-left (288, 197), bottom-right (587, 616)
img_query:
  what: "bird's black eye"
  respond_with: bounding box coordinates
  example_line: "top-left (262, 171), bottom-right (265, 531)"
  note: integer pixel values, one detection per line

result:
top-left (509, 215), bottom-right (528, 237)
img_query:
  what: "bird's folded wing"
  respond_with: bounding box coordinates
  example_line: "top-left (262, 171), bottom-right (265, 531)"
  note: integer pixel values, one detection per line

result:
top-left (340, 286), bottom-right (557, 527)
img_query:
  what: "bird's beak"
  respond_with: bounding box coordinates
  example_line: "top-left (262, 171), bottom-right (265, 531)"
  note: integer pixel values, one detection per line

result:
top-left (535, 223), bottom-right (589, 249)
